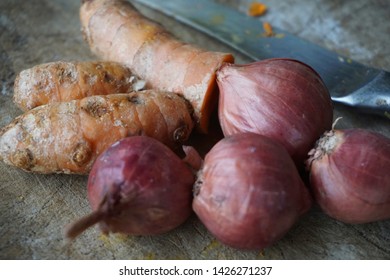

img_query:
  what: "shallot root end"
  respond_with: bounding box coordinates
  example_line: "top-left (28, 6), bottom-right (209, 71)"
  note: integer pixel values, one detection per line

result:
top-left (64, 209), bottom-right (105, 241)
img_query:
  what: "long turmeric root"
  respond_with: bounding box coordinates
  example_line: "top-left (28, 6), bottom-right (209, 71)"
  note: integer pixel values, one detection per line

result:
top-left (13, 61), bottom-right (145, 111)
top-left (80, 0), bottom-right (234, 132)
top-left (0, 90), bottom-right (194, 174)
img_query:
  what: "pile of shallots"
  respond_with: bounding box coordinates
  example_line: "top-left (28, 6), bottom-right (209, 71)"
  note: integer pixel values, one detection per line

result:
top-left (66, 58), bottom-right (390, 251)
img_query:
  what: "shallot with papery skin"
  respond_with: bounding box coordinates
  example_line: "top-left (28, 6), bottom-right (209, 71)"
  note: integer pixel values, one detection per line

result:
top-left (65, 136), bottom-right (195, 239)
top-left (306, 128), bottom-right (390, 224)
top-left (193, 132), bottom-right (312, 250)
top-left (216, 58), bottom-right (333, 165)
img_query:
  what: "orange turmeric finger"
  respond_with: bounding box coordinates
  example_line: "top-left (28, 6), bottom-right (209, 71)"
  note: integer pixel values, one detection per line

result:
top-left (80, 0), bottom-right (234, 133)
top-left (13, 61), bottom-right (145, 111)
top-left (0, 90), bottom-right (194, 174)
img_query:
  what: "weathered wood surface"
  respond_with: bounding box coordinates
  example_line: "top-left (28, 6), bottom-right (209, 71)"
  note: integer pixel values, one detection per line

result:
top-left (1, 0), bottom-right (389, 259)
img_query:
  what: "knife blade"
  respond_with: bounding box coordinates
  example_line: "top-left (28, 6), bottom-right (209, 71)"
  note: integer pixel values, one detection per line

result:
top-left (133, 0), bottom-right (390, 118)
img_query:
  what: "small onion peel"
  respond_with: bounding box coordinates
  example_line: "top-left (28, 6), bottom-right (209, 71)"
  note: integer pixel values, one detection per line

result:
top-left (216, 58), bottom-right (333, 165)
top-left (193, 132), bottom-right (312, 249)
top-left (65, 136), bottom-right (195, 239)
top-left (306, 128), bottom-right (390, 224)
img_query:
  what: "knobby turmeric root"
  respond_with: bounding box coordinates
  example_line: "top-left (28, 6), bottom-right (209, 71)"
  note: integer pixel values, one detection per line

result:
top-left (13, 61), bottom-right (145, 111)
top-left (80, 0), bottom-right (234, 132)
top-left (0, 90), bottom-right (194, 174)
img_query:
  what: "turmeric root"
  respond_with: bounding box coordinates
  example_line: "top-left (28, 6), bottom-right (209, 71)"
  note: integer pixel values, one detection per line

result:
top-left (80, 0), bottom-right (234, 133)
top-left (0, 90), bottom-right (194, 174)
top-left (13, 61), bottom-right (145, 111)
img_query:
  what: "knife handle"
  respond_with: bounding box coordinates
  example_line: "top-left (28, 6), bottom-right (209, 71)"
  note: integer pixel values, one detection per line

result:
top-left (332, 70), bottom-right (390, 119)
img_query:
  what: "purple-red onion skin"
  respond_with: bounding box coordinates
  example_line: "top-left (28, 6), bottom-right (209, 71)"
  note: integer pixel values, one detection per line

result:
top-left (216, 58), bottom-right (333, 164)
top-left (307, 129), bottom-right (390, 224)
top-left (86, 136), bottom-right (195, 235)
top-left (193, 132), bottom-right (312, 250)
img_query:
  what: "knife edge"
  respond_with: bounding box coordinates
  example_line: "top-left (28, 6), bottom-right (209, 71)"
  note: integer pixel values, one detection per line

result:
top-left (133, 0), bottom-right (390, 118)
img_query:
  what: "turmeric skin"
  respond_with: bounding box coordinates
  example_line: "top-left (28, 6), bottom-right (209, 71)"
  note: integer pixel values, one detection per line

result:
top-left (13, 61), bottom-right (145, 111)
top-left (0, 90), bottom-right (194, 174)
top-left (80, 0), bottom-right (234, 133)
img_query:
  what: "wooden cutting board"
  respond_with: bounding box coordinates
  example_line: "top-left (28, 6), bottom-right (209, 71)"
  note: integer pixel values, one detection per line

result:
top-left (1, 0), bottom-right (390, 259)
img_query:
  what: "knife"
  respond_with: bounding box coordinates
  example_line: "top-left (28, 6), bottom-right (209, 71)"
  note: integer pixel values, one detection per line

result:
top-left (133, 0), bottom-right (390, 119)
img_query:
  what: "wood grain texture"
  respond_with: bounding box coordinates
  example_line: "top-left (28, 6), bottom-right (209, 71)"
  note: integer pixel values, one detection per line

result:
top-left (1, 0), bottom-right (390, 259)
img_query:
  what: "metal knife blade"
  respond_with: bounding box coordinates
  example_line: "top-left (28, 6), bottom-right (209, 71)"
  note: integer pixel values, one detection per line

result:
top-left (133, 0), bottom-right (390, 118)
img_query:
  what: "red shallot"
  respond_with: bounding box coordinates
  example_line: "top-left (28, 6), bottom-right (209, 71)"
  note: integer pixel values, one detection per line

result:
top-left (193, 132), bottom-right (312, 249)
top-left (216, 58), bottom-right (333, 165)
top-left (65, 136), bottom-right (195, 239)
top-left (306, 128), bottom-right (390, 224)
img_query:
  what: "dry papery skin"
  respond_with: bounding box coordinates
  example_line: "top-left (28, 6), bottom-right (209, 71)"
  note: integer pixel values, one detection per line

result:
top-left (80, 0), bottom-right (234, 132)
top-left (0, 90), bottom-right (194, 174)
top-left (65, 136), bottom-right (195, 240)
top-left (216, 58), bottom-right (334, 165)
top-left (13, 61), bottom-right (145, 111)
top-left (307, 128), bottom-right (390, 224)
top-left (193, 133), bottom-right (312, 249)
